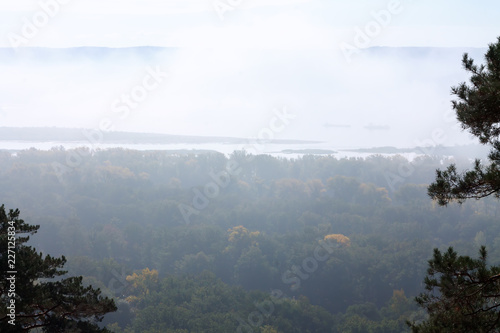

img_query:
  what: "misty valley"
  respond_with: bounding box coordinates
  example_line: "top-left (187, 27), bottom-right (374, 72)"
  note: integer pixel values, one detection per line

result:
top-left (2, 147), bottom-right (500, 332)
top-left (1, 4), bottom-right (500, 330)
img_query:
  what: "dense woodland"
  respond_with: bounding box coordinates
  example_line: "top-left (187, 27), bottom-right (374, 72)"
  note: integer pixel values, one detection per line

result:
top-left (1, 147), bottom-right (500, 332)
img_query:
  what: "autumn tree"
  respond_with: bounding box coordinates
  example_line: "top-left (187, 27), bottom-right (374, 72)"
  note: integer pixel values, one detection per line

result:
top-left (125, 268), bottom-right (159, 306)
top-left (0, 205), bottom-right (116, 332)
top-left (324, 234), bottom-right (351, 247)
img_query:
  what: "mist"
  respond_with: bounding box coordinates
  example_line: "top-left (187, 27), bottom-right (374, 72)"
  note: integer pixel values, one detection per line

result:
top-left (0, 46), bottom-right (484, 148)
top-left (2, 1), bottom-right (500, 332)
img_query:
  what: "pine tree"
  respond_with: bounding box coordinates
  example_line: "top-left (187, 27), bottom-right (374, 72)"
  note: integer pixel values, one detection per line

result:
top-left (428, 36), bottom-right (500, 205)
top-left (0, 205), bottom-right (116, 332)
top-left (410, 247), bottom-right (500, 332)
top-left (414, 36), bottom-right (500, 332)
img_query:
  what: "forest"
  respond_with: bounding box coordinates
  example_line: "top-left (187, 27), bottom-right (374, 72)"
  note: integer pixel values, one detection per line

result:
top-left (2, 146), bottom-right (500, 332)
top-left (1, 34), bottom-right (500, 333)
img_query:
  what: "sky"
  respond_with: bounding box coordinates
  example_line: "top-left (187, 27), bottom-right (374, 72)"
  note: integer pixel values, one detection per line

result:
top-left (0, 0), bottom-right (499, 49)
top-left (0, 0), bottom-right (499, 148)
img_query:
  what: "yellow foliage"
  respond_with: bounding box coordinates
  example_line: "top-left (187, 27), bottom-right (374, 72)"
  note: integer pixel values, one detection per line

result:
top-left (250, 231), bottom-right (261, 238)
top-left (224, 226), bottom-right (260, 253)
top-left (126, 267), bottom-right (159, 283)
top-left (227, 226), bottom-right (249, 243)
top-left (390, 289), bottom-right (408, 313)
top-left (392, 288), bottom-right (405, 299)
top-left (237, 180), bottom-right (251, 190)
top-left (125, 267), bottom-right (159, 301)
top-left (359, 183), bottom-right (371, 194)
top-left (98, 163), bottom-right (136, 179)
top-left (125, 295), bottom-right (140, 304)
top-left (305, 179), bottom-right (325, 198)
top-left (324, 234), bottom-right (351, 247)
top-left (376, 187), bottom-right (391, 203)
top-left (261, 326), bottom-right (280, 333)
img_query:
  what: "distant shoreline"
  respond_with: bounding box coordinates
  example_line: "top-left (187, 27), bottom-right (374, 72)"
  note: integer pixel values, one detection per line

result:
top-left (0, 127), bottom-right (321, 145)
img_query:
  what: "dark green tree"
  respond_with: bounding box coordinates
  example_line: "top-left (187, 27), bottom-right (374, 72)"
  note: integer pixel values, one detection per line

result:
top-left (428, 36), bottom-right (500, 205)
top-left (410, 247), bottom-right (500, 332)
top-left (0, 205), bottom-right (116, 332)
top-left (414, 36), bottom-right (500, 332)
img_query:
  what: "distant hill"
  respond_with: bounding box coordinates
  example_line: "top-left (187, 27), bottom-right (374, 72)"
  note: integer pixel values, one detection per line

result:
top-left (0, 46), bottom-right (487, 63)
top-left (0, 127), bottom-right (319, 145)
top-left (0, 46), bottom-right (174, 63)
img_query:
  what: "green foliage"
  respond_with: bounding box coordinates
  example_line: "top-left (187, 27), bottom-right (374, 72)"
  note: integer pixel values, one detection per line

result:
top-left (417, 36), bottom-right (500, 332)
top-left (453, 37), bottom-right (500, 145)
top-left (429, 37), bottom-right (500, 205)
top-left (122, 272), bottom-right (336, 332)
top-left (7, 40), bottom-right (500, 333)
top-left (0, 147), bottom-right (496, 332)
top-left (410, 247), bottom-right (500, 332)
top-left (338, 293), bottom-right (416, 333)
top-left (0, 205), bottom-right (116, 332)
